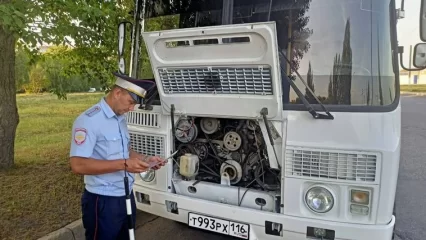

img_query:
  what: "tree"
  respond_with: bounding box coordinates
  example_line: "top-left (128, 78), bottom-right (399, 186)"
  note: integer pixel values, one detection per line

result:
top-left (305, 61), bottom-right (315, 103)
top-left (139, 15), bottom-right (180, 79)
top-left (0, 0), bottom-right (134, 169)
top-left (327, 19), bottom-right (352, 105)
top-left (37, 45), bottom-right (102, 95)
top-left (327, 72), bottom-right (333, 103)
top-left (26, 63), bottom-right (48, 93)
top-left (15, 45), bottom-right (30, 92)
top-left (338, 19), bottom-right (352, 105)
top-left (0, 16), bottom-right (18, 169)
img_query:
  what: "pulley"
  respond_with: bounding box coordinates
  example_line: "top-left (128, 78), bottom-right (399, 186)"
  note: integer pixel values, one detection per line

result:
top-left (200, 118), bottom-right (220, 134)
top-left (220, 160), bottom-right (243, 184)
top-left (223, 131), bottom-right (242, 151)
top-left (175, 118), bottom-right (198, 143)
top-left (194, 142), bottom-right (208, 160)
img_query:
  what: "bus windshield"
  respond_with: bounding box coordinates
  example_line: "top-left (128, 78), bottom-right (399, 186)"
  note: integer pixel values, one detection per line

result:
top-left (142, 0), bottom-right (399, 110)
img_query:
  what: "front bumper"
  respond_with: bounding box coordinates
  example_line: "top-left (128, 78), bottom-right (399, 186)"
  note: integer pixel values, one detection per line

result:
top-left (133, 185), bottom-right (395, 240)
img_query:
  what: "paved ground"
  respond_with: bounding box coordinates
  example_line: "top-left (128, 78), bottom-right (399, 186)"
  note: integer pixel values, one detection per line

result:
top-left (393, 94), bottom-right (426, 240)
top-left (134, 94), bottom-right (425, 240)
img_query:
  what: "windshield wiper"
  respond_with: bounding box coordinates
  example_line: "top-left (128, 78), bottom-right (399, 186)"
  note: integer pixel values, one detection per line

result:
top-left (278, 48), bottom-right (334, 120)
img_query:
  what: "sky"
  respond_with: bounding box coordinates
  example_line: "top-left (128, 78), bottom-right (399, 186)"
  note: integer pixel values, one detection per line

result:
top-left (396, 0), bottom-right (423, 70)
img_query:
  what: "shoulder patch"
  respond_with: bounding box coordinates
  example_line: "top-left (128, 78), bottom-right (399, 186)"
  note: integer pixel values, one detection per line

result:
top-left (74, 128), bottom-right (87, 145)
top-left (85, 106), bottom-right (101, 117)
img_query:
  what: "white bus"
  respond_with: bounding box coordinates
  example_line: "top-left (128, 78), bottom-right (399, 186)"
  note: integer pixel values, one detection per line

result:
top-left (117, 0), bottom-right (426, 239)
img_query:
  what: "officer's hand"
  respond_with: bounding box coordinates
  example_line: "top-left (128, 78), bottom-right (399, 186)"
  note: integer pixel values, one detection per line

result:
top-left (145, 156), bottom-right (166, 170)
top-left (126, 157), bottom-right (150, 173)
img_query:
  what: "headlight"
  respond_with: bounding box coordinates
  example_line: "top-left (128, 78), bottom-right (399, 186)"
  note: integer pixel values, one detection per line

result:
top-left (139, 169), bottom-right (155, 182)
top-left (305, 186), bottom-right (334, 213)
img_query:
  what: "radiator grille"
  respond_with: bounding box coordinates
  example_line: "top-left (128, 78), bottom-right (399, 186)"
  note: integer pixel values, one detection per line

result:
top-left (126, 111), bottom-right (160, 128)
top-left (158, 67), bottom-right (273, 95)
top-left (129, 132), bottom-right (165, 158)
top-left (285, 148), bottom-right (378, 182)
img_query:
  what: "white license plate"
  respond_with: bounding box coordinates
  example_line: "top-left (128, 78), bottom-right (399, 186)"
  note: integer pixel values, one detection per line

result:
top-left (188, 212), bottom-right (250, 239)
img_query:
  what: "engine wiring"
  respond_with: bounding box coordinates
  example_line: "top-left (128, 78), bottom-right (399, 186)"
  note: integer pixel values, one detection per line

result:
top-left (172, 116), bottom-right (281, 192)
top-left (238, 169), bottom-right (267, 206)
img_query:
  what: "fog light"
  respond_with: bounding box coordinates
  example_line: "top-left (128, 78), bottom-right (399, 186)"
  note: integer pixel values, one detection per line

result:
top-left (140, 169), bottom-right (155, 182)
top-left (307, 227), bottom-right (335, 240)
top-left (351, 189), bottom-right (370, 205)
top-left (314, 228), bottom-right (327, 237)
top-left (166, 200), bottom-right (179, 214)
top-left (305, 186), bottom-right (334, 213)
top-left (265, 221), bottom-right (283, 236)
top-left (135, 192), bottom-right (151, 205)
top-left (350, 204), bottom-right (369, 215)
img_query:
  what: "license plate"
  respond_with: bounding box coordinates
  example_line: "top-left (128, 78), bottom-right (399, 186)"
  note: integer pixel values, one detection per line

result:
top-left (188, 212), bottom-right (250, 239)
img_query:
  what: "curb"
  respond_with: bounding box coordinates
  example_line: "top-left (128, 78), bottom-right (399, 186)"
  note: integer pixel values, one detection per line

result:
top-left (37, 219), bottom-right (84, 240)
top-left (401, 91), bottom-right (426, 96)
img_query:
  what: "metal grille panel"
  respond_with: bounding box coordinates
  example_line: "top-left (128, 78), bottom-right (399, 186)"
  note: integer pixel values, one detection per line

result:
top-left (129, 132), bottom-right (165, 158)
top-left (285, 148), bottom-right (378, 182)
top-left (158, 67), bottom-right (273, 95)
top-left (126, 111), bottom-right (160, 128)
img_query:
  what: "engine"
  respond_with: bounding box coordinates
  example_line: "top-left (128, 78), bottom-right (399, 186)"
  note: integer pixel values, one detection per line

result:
top-left (172, 116), bottom-right (281, 192)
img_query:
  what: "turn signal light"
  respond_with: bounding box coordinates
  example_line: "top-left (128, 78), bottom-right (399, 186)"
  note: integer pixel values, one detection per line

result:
top-left (351, 189), bottom-right (370, 205)
top-left (306, 227), bottom-right (335, 240)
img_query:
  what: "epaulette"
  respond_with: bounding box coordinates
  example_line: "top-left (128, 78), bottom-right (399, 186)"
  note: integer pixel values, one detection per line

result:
top-left (85, 105), bottom-right (101, 117)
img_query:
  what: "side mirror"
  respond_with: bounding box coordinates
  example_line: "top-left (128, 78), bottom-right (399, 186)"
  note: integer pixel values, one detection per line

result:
top-left (414, 43), bottom-right (426, 68)
top-left (117, 21), bottom-right (132, 74)
top-left (400, 0), bottom-right (426, 71)
top-left (118, 22), bottom-right (126, 56)
top-left (421, 0), bottom-right (426, 41)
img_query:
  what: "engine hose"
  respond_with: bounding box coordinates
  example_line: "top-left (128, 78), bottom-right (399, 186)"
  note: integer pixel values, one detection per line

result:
top-left (254, 163), bottom-right (280, 191)
top-left (241, 151), bottom-right (250, 165)
top-left (199, 169), bottom-right (220, 177)
top-left (236, 119), bottom-right (245, 132)
top-left (206, 153), bottom-right (234, 169)
top-left (203, 132), bottom-right (224, 164)
top-left (242, 152), bottom-right (255, 173)
top-left (177, 144), bottom-right (197, 155)
top-left (239, 130), bottom-right (249, 154)
top-left (200, 162), bottom-right (220, 177)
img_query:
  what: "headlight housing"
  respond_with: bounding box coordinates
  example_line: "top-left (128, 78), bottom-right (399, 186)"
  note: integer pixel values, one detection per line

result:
top-left (139, 169), bottom-right (155, 182)
top-left (305, 186), bottom-right (334, 213)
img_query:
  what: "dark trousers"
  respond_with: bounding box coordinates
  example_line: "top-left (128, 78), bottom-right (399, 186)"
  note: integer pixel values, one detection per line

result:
top-left (81, 189), bottom-right (136, 240)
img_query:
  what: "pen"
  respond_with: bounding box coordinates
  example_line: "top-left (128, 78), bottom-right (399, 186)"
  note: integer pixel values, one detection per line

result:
top-left (147, 150), bottom-right (179, 170)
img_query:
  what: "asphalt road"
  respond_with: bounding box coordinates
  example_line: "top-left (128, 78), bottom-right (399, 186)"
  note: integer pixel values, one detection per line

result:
top-left (134, 94), bottom-right (425, 240)
top-left (393, 94), bottom-right (426, 240)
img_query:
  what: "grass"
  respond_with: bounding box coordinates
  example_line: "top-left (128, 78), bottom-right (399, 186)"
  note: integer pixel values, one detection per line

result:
top-left (400, 84), bottom-right (426, 92)
top-left (0, 92), bottom-right (105, 240)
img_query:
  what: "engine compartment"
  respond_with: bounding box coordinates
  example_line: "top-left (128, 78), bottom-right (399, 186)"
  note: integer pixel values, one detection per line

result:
top-left (171, 116), bottom-right (281, 194)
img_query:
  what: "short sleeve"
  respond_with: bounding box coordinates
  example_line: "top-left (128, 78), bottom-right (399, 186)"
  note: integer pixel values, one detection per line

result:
top-left (69, 116), bottom-right (97, 158)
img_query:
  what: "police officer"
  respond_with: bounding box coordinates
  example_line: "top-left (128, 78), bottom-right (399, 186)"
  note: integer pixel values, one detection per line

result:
top-left (69, 72), bottom-right (165, 240)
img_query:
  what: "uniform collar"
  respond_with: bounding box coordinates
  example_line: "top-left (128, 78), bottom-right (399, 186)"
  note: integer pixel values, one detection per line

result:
top-left (100, 97), bottom-right (116, 119)
top-left (100, 97), bottom-right (127, 121)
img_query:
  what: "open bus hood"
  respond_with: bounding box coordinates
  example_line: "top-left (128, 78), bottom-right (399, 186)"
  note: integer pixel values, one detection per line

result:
top-left (142, 22), bottom-right (283, 119)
